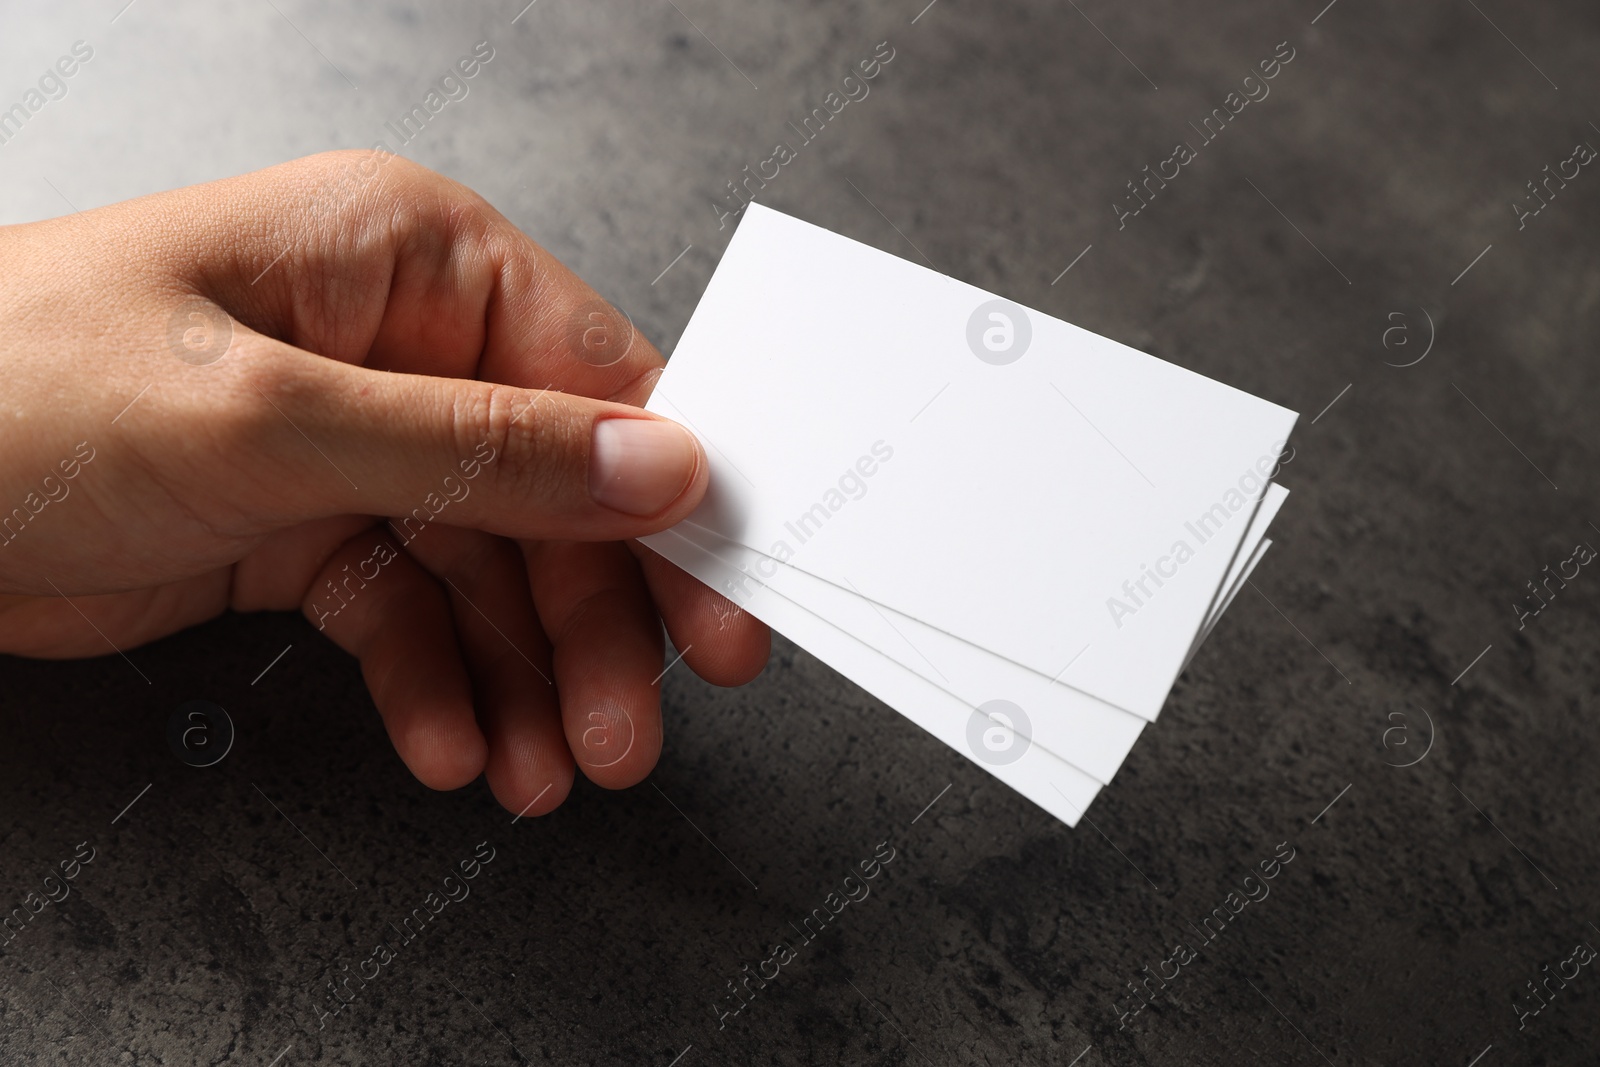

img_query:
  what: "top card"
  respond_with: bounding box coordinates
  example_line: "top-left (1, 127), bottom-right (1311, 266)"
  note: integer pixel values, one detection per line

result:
top-left (645, 204), bottom-right (1297, 717)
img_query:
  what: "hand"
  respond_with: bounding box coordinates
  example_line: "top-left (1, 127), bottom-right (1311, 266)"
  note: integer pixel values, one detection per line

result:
top-left (0, 150), bottom-right (769, 815)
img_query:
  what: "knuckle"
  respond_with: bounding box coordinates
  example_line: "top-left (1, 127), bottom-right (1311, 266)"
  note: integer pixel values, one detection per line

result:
top-left (283, 149), bottom-right (432, 239)
top-left (203, 344), bottom-right (327, 490)
top-left (113, 341), bottom-right (301, 538)
top-left (220, 344), bottom-right (301, 441)
top-left (454, 384), bottom-right (586, 505)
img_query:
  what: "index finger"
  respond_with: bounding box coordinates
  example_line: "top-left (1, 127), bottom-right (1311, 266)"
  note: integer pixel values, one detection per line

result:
top-left (130, 150), bottom-right (667, 402)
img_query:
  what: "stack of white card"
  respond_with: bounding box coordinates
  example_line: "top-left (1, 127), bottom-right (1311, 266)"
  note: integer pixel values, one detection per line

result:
top-left (641, 204), bottom-right (1297, 826)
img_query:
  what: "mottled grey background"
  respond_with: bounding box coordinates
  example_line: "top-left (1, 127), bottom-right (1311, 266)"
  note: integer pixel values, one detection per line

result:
top-left (2, 0), bottom-right (1599, 1064)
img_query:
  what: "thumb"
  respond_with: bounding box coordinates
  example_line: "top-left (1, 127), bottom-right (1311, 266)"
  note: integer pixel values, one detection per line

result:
top-left (213, 339), bottom-right (708, 541)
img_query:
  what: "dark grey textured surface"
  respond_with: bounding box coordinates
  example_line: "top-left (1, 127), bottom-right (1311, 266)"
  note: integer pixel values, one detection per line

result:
top-left (3, 0), bottom-right (1599, 1063)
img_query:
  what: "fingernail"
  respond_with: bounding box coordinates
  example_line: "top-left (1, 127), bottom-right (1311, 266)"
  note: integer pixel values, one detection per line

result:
top-left (589, 417), bottom-right (700, 516)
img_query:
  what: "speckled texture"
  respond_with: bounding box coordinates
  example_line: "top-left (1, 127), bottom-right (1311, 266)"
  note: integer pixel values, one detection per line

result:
top-left (2, 0), bottom-right (1599, 1063)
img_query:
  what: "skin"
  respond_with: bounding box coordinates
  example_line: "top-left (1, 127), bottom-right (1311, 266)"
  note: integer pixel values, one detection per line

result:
top-left (0, 150), bottom-right (770, 816)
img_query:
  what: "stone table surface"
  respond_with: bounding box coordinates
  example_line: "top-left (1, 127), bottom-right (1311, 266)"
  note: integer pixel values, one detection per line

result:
top-left (2, 1), bottom-right (1599, 1064)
